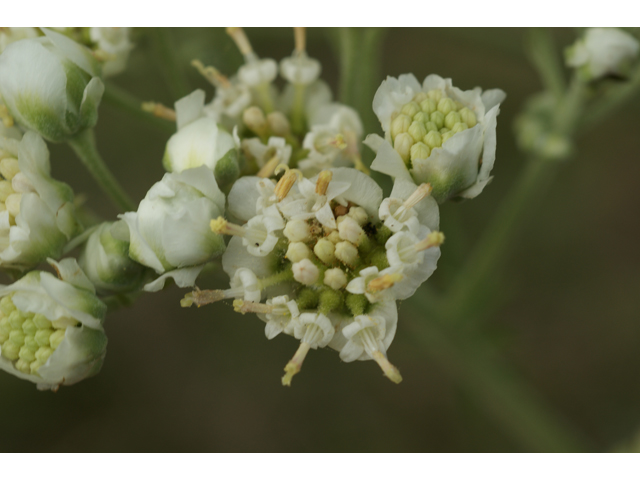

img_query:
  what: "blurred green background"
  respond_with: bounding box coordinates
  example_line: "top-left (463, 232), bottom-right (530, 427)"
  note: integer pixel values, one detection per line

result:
top-left (1, 28), bottom-right (639, 453)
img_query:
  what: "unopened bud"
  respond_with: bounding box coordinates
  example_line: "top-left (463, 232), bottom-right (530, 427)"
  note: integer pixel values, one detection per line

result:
top-left (323, 268), bottom-right (347, 290)
top-left (401, 101), bottom-right (420, 118)
top-left (459, 107), bottom-right (477, 128)
top-left (0, 158), bottom-right (20, 180)
top-left (451, 122), bottom-right (468, 134)
top-left (243, 106), bottom-right (268, 137)
top-left (347, 206), bottom-right (368, 226)
top-left (338, 216), bottom-right (364, 244)
top-left (413, 92), bottom-right (428, 103)
top-left (437, 98), bottom-right (456, 116)
top-left (410, 142), bottom-right (431, 161)
top-left (284, 219), bottom-right (311, 242)
top-left (408, 121), bottom-right (428, 143)
top-left (444, 111), bottom-right (462, 130)
top-left (335, 241), bottom-right (359, 266)
top-left (424, 130), bottom-right (442, 150)
top-left (292, 258), bottom-right (319, 285)
top-left (394, 133), bottom-right (414, 163)
top-left (286, 242), bottom-right (311, 263)
top-left (390, 114), bottom-right (412, 140)
top-left (267, 111), bottom-right (291, 136)
top-left (420, 98), bottom-right (437, 115)
top-left (314, 238), bottom-right (336, 264)
top-left (427, 89), bottom-right (443, 103)
top-left (430, 111), bottom-right (445, 130)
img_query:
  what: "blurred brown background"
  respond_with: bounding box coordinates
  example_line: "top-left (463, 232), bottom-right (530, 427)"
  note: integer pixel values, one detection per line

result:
top-left (1, 28), bottom-right (639, 452)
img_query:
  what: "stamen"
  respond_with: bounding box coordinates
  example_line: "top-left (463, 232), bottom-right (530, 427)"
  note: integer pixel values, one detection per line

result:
top-left (181, 289), bottom-right (227, 307)
top-left (275, 168), bottom-right (300, 201)
top-left (371, 350), bottom-right (403, 384)
top-left (393, 183), bottom-right (433, 220)
top-left (414, 231), bottom-right (445, 252)
top-left (315, 170), bottom-right (333, 195)
top-left (0, 105), bottom-right (15, 128)
top-left (316, 133), bottom-right (346, 152)
top-left (233, 299), bottom-right (274, 314)
top-left (256, 154), bottom-right (280, 178)
top-left (367, 273), bottom-right (403, 293)
top-left (351, 154), bottom-right (370, 175)
top-left (210, 217), bottom-right (245, 237)
top-left (191, 59), bottom-right (231, 89)
top-left (141, 102), bottom-right (177, 122)
top-left (294, 27), bottom-right (306, 55)
top-left (226, 27), bottom-right (255, 61)
top-left (281, 342), bottom-right (311, 386)
top-left (92, 49), bottom-right (117, 62)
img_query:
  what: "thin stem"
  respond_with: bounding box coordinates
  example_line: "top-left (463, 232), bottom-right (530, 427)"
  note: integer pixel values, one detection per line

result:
top-left (150, 28), bottom-right (191, 100)
top-left (102, 82), bottom-right (176, 135)
top-left (444, 158), bottom-right (558, 320)
top-left (357, 28), bottom-right (387, 137)
top-left (526, 28), bottom-right (566, 101)
top-left (335, 28), bottom-right (357, 107)
top-left (403, 304), bottom-right (591, 452)
top-left (67, 129), bottom-right (135, 212)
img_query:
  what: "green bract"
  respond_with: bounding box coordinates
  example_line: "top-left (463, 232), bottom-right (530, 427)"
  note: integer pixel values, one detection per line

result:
top-left (0, 28), bottom-right (104, 142)
top-left (0, 131), bottom-right (82, 270)
top-left (79, 222), bottom-right (149, 295)
top-left (0, 258), bottom-right (107, 391)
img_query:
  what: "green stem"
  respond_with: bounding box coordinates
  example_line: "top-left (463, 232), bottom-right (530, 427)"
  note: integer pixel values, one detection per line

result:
top-left (67, 129), bottom-right (135, 212)
top-left (150, 28), bottom-right (191, 100)
top-left (335, 28), bottom-right (358, 107)
top-left (102, 83), bottom-right (176, 135)
top-left (357, 28), bottom-right (387, 136)
top-left (404, 305), bottom-right (591, 452)
top-left (444, 158), bottom-right (558, 320)
top-left (291, 83), bottom-right (307, 135)
top-left (526, 28), bottom-right (566, 101)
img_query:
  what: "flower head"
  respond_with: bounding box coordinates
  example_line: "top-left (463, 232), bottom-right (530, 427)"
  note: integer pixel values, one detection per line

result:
top-left (89, 27), bottom-right (133, 77)
top-left (0, 28), bottom-right (104, 142)
top-left (0, 132), bottom-right (81, 270)
top-left (366, 74), bottom-right (505, 203)
top-left (0, 258), bottom-right (107, 390)
top-left (566, 28), bottom-right (639, 81)
top-left (119, 166), bottom-right (226, 292)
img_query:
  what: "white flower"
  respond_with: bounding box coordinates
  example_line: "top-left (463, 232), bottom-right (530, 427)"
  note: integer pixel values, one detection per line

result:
top-left (280, 52), bottom-right (321, 86)
top-left (0, 258), bottom-right (107, 391)
top-left (255, 295), bottom-right (300, 340)
top-left (203, 76), bottom-right (252, 128)
top-left (0, 28), bottom-right (104, 142)
top-left (366, 74), bottom-right (505, 203)
top-left (89, 27), bottom-right (133, 77)
top-left (333, 301), bottom-right (402, 384)
top-left (299, 104), bottom-right (364, 175)
top-left (385, 226), bottom-right (443, 300)
top-left (379, 180), bottom-right (439, 234)
top-left (242, 136), bottom-right (291, 170)
top-left (346, 266), bottom-right (403, 303)
top-left (226, 176), bottom-right (280, 223)
top-left (566, 28), bottom-right (639, 80)
top-left (78, 221), bottom-right (148, 295)
top-left (118, 166), bottom-right (226, 292)
top-left (163, 90), bottom-right (239, 187)
top-left (0, 132), bottom-right (81, 270)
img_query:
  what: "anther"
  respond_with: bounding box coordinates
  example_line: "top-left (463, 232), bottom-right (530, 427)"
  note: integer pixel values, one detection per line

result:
top-left (191, 59), bottom-right (231, 89)
top-left (315, 170), bottom-right (333, 196)
top-left (141, 102), bottom-right (176, 122)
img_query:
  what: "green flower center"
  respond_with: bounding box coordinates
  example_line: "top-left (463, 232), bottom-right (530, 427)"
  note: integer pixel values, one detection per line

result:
top-left (0, 294), bottom-right (76, 376)
top-left (389, 89), bottom-right (478, 166)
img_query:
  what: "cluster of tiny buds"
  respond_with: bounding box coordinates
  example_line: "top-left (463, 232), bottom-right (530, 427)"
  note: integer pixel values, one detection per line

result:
top-left (390, 89), bottom-right (478, 165)
top-left (0, 295), bottom-right (69, 376)
top-left (0, 156), bottom-right (32, 224)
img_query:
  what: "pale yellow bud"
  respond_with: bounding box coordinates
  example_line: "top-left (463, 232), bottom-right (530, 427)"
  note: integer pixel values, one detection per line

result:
top-left (243, 106), bottom-right (268, 137)
top-left (0, 180), bottom-right (14, 202)
top-left (347, 206), bottom-right (368, 226)
top-left (292, 258), bottom-right (319, 285)
top-left (390, 114), bottom-right (412, 140)
top-left (424, 121), bottom-right (438, 133)
top-left (286, 242), bottom-right (311, 263)
top-left (420, 98), bottom-right (437, 115)
top-left (439, 128), bottom-right (450, 135)
top-left (426, 89), bottom-right (443, 103)
top-left (424, 131), bottom-right (442, 150)
top-left (1, 341), bottom-right (20, 360)
top-left (284, 219), bottom-right (310, 242)
top-left (413, 92), bottom-right (428, 103)
top-left (334, 241), bottom-right (359, 266)
top-left (0, 158), bottom-right (20, 180)
top-left (326, 231), bottom-right (341, 244)
top-left (394, 133), bottom-right (414, 163)
top-left (430, 111), bottom-right (445, 130)
top-left (324, 268), bottom-right (348, 290)
top-left (267, 111), bottom-right (291, 136)
top-left (413, 112), bottom-right (429, 123)
top-left (338, 216), bottom-right (364, 244)
top-left (459, 107), bottom-right (477, 128)
top-left (442, 131), bottom-right (455, 144)
top-left (410, 142), bottom-right (431, 161)
top-left (437, 98), bottom-right (456, 116)
top-left (49, 330), bottom-right (66, 350)
top-left (451, 122), bottom-right (468, 134)
top-left (444, 111), bottom-right (462, 130)
top-left (15, 358), bottom-right (31, 374)
top-left (401, 101), bottom-right (421, 118)
top-left (408, 121), bottom-right (427, 143)
top-left (314, 238), bottom-right (336, 264)
top-left (6, 193), bottom-right (22, 217)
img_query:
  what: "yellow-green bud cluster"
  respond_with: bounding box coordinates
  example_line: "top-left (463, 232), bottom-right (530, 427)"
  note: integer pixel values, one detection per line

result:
top-left (0, 294), bottom-right (71, 376)
top-left (0, 157), bottom-right (24, 225)
top-left (272, 206), bottom-right (392, 317)
top-left (389, 90), bottom-right (478, 166)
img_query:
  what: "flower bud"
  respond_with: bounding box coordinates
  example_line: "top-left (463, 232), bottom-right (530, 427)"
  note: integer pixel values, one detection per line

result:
top-left (393, 133), bottom-right (414, 163)
top-left (420, 98), bottom-right (437, 115)
top-left (286, 242), bottom-right (311, 263)
top-left (79, 222), bottom-right (148, 295)
top-left (119, 166), bottom-right (226, 292)
top-left (284, 219), bottom-right (311, 243)
top-left (267, 112), bottom-right (291, 137)
top-left (565, 28), bottom-right (639, 81)
top-left (292, 258), bottom-right (319, 285)
top-left (444, 111), bottom-right (462, 130)
top-left (423, 130), bottom-right (442, 150)
top-left (458, 107), bottom-right (477, 128)
top-left (430, 111), bottom-right (445, 130)
top-left (400, 101), bottom-right (420, 117)
top-left (408, 121), bottom-right (427, 142)
top-left (390, 114), bottom-right (411, 140)
top-left (334, 241), bottom-right (359, 267)
top-left (0, 29), bottom-right (104, 142)
top-left (323, 268), bottom-right (347, 290)
top-left (313, 238), bottom-right (335, 264)
top-left (89, 28), bottom-right (133, 77)
top-left (437, 98), bottom-right (456, 116)
top-left (0, 132), bottom-right (81, 270)
top-left (410, 142), bottom-right (431, 161)
top-left (0, 258), bottom-right (107, 391)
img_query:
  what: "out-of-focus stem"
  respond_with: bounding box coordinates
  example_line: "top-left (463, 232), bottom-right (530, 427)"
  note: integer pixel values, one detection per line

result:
top-left (150, 28), bottom-right (191, 100)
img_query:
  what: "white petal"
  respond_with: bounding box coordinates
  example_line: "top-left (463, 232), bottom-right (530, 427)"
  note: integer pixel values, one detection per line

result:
top-left (143, 265), bottom-right (204, 292)
top-left (369, 137), bottom-right (413, 183)
top-left (175, 89), bottom-right (205, 130)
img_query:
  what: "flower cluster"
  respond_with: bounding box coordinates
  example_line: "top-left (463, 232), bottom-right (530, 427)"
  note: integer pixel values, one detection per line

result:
top-left (0, 27), bottom-right (513, 389)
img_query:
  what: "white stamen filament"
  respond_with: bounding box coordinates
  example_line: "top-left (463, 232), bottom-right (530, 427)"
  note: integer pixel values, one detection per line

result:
top-left (226, 27), bottom-right (256, 62)
top-left (358, 328), bottom-right (402, 384)
top-left (393, 183), bottom-right (432, 221)
top-left (294, 27), bottom-right (306, 55)
top-left (191, 59), bottom-right (231, 89)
